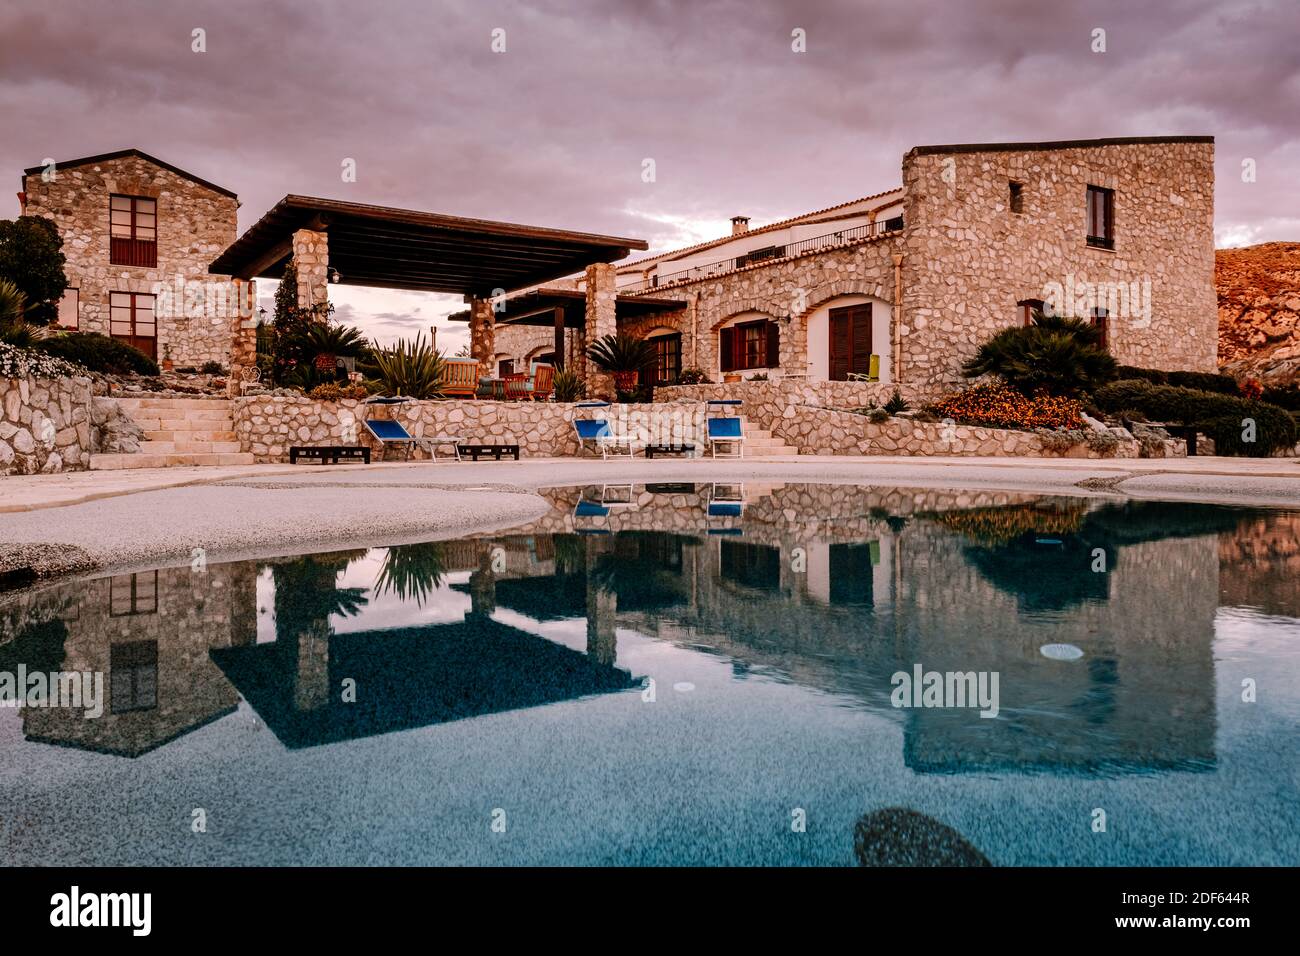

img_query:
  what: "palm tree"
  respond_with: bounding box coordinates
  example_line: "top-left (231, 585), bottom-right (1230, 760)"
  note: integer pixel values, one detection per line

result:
top-left (962, 311), bottom-right (1117, 397)
top-left (586, 333), bottom-right (656, 392)
top-left (0, 280), bottom-right (47, 347)
top-left (294, 322), bottom-right (368, 375)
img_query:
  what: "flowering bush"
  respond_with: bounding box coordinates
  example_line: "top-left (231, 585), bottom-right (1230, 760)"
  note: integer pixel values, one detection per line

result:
top-left (0, 341), bottom-right (86, 379)
top-left (1240, 377), bottom-right (1264, 401)
top-left (931, 383), bottom-right (1083, 431)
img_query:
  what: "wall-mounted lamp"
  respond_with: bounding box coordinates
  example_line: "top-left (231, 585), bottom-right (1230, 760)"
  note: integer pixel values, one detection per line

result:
top-left (329, 267), bottom-right (342, 284)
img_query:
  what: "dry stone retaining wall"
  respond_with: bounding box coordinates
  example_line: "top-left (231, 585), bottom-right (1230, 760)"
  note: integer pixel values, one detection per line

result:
top-left (0, 376), bottom-right (93, 475)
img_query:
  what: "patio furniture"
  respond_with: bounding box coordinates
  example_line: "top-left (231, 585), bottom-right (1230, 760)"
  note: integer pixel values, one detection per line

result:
top-left (418, 435), bottom-right (463, 462)
top-left (476, 377), bottom-right (506, 400)
top-left (573, 418), bottom-right (637, 459)
top-left (440, 357), bottom-right (480, 398)
top-left (645, 443), bottom-right (696, 458)
top-left (846, 354), bottom-right (881, 382)
top-left (528, 362), bottom-right (555, 401)
top-left (289, 445), bottom-right (371, 465)
top-left (706, 416), bottom-right (745, 458)
top-left (457, 443), bottom-right (520, 461)
top-left (364, 418), bottom-right (418, 460)
top-left (503, 372), bottom-right (530, 401)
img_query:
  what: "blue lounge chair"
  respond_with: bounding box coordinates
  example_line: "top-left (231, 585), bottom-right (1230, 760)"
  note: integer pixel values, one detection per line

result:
top-left (364, 418), bottom-right (416, 461)
top-left (573, 418), bottom-right (637, 459)
top-left (706, 416), bottom-right (745, 458)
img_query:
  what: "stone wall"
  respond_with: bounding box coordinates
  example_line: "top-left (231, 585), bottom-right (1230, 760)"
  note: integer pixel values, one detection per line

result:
top-left (0, 375), bottom-right (93, 475)
top-left (233, 396), bottom-right (708, 462)
top-left (22, 152), bottom-right (239, 367)
top-left (899, 139), bottom-right (1217, 388)
top-left (655, 379), bottom-right (938, 415)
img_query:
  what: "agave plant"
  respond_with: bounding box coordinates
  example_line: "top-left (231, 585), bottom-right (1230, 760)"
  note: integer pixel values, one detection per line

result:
top-left (962, 311), bottom-right (1117, 397)
top-left (372, 334), bottom-right (445, 399)
top-left (293, 321), bottom-right (368, 374)
top-left (551, 368), bottom-right (586, 403)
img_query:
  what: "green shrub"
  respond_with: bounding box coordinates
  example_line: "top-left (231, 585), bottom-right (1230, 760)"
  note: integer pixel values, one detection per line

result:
top-left (372, 335), bottom-right (444, 399)
top-left (200, 360), bottom-right (225, 375)
top-left (552, 368), bottom-right (586, 402)
top-left (1262, 383), bottom-right (1300, 411)
top-left (1094, 379), bottom-right (1296, 456)
top-left (1167, 370), bottom-right (1239, 395)
top-left (884, 389), bottom-right (910, 414)
top-left (962, 312), bottom-right (1116, 397)
top-left (1115, 365), bottom-right (1168, 385)
top-left (677, 368), bottom-right (712, 385)
top-left (37, 332), bottom-right (158, 375)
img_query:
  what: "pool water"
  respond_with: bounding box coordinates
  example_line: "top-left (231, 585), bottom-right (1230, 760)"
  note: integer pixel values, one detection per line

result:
top-left (2, 483), bottom-right (1297, 866)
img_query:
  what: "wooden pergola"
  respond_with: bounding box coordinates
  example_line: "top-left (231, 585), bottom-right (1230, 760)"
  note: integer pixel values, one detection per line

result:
top-left (209, 195), bottom-right (646, 294)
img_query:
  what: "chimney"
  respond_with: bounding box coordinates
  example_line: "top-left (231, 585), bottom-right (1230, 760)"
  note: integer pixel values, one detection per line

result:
top-left (731, 215), bottom-right (750, 236)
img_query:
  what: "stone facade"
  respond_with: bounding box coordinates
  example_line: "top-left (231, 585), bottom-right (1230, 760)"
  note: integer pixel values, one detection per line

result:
top-left (0, 375), bottom-right (93, 475)
top-left (20, 150), bottom-right (240, 368)
top-left (499, 136), bottom-right (1217, 396)
top-left (899, 138), bottom-right (1217, 388)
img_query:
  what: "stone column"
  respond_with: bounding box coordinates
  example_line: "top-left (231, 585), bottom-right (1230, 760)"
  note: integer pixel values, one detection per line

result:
top-left (227, 278), bottom-right (258, 397)
top-left (584, 542), bottom-right (617, 667)
top-left (584, 262), bottom-right (618, 398)
top-left (468, 296), bottom-right (496, 372)
top-left (292, 228), bottom-right (329, 315)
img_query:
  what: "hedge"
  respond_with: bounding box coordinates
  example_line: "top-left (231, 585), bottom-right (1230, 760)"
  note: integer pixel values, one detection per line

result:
top-left (1094, 380), bottom-right (1296, 456)
top-left (37, 332), bottom-right (159, 376)
top-left (1114, 364), bottom-right (1239, 395)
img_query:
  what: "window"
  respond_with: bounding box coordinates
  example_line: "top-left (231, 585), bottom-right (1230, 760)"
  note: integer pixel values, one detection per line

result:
top-left (883, 215), bottom-right (904, 231)
top-left (1009, 181), bottom-right (1024, 214)
top-left (649, 333), bottom-right (681, 386)
top-left (498, 358), bottom-right (514, 377)
top-left (1017, 298), bottom-right (1045, 327)
top-left (1091, 307), bottom-right (1109, 350)
top-left (109, 571), bottom-right (158, 617)
top-left (829, 542), bottom-right (877, 606)
top-left (110, 640), bottom-right (158, 714)
top-left (828, 304), bottom-right (873, 380)
top-left (108, 292), bottom-right (157, 360)
top-left (719, 540), bottom-right (781, 592)
top-left (109, 194), bottom-right (158, 267)
top-left (1086, 185), bottom-right (1114, 249)
top-left (56, 287), bottom-right (79, 329)
top-left (719, 318), bottom-right (778, 372)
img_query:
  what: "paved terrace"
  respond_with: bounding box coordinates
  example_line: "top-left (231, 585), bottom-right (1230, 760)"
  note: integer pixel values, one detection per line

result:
top-left (1, 455), bottom-right (1298, 583)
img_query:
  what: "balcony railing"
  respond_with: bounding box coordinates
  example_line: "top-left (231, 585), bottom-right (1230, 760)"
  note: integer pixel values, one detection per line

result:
top-left (623, 216), bottom-right (902, 294)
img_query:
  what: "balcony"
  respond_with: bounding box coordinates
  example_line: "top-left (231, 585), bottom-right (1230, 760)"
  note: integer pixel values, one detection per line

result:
top-left (623, 216), bottom-right (903, 294)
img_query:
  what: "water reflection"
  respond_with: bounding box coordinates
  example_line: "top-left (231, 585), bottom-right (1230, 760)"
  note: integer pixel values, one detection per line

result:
top-left (1, 484), bottom-right (1296, 776)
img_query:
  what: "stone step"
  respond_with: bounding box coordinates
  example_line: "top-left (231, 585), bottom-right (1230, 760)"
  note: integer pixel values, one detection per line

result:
top-left (143, 429), bottom-right (237, 443)
top-left (116, 397), bottom-right (233, 411)
top-left (139, 440), bottom-right (243, 454)
top-left (146, 414), bottom-right (236, 430)
top-left (90, 452), bottom-right (256, 470)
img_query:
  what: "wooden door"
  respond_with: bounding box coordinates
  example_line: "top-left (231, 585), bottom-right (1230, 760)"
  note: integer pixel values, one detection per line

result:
top-left (109, 292), bottom-right (157, 360)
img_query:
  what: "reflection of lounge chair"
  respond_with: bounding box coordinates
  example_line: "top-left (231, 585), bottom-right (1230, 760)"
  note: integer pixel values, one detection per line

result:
top-left (573, 418), bottom-right (637, 459)
top-left (706, 483), bottom-right (745, 533)
top-left (706, 416), bottom-right (745, 458)
top-left (364, 418), bottom-right (417, 460)
top-left (574, 495), bottom-right (613, 533)
top-left (600, 484), bottom-right (637, 508)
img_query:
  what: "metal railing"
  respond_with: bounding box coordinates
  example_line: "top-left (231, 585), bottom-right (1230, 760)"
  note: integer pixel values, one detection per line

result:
top-left (622, 216), bottom-right (902, 294)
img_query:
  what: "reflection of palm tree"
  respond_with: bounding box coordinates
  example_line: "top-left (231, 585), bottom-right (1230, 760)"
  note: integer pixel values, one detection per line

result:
top-left (374, 543), bottom-right (448, 607)
top-left (272, 551), bottom-right (369, 641)
top-left (853, 808), bottom-right (991, 867)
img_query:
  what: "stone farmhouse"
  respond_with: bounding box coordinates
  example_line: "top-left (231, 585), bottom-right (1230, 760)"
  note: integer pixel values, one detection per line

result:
top-left (18, 148), bottom-right (242, 367)
top-left (484, 136), bottom-right (1217, 394)
top-left (15, 136), bottom-right (1215, 397)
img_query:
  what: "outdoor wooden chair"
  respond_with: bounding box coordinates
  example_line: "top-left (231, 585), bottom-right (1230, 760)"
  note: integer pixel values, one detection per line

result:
top-left (528, 362), bottom-right (555, 401)
top-left (440, 357), bottom-right (480, 398)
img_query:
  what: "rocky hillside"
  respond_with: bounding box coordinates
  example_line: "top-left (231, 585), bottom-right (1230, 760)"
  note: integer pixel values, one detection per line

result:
top-left (1217, 241), bottom-right (1300, 383)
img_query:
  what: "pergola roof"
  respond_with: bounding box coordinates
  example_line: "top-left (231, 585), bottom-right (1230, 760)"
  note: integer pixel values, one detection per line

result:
top-left (447, 287), bottom-right (686, 326)
top-left (208, 195), bottom-right (647, 296)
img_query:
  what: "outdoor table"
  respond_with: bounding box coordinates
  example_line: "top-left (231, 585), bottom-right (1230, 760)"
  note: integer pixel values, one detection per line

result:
top-left (457, 443), bottom-right (520, 461)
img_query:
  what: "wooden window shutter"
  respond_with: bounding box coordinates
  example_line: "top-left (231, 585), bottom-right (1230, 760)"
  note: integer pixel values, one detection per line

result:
top-left (765, 321), bottom-right (780, 368)
top-left (719, 326), bottom-right (735, 372)
top-left (851, 305), bottom-right (873, 376)
top-left (829, 311), bottom-right (849, 381)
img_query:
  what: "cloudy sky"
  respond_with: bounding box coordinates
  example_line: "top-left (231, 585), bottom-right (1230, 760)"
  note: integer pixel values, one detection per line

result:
top-left (2, 0), bottom-right (1297, 348)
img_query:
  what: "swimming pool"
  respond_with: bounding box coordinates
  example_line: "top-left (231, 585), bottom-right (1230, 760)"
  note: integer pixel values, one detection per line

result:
top-left (2, 483), bottom-right (1297, 866)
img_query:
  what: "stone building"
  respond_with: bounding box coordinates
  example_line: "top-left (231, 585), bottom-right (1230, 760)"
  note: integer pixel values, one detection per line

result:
top-left (17, 149), bottom-right (242, 367)
top-left (486, 136), bottom-right (1217, 393)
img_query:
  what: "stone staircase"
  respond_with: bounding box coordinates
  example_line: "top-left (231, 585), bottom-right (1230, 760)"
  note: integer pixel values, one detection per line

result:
top-left (90, 396), bottom-right (255, 470)
top-left (736, 421), bottom-right (798, 456)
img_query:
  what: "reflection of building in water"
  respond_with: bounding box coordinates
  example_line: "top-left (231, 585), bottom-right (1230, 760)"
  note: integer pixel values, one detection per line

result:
top-left (6, 563), bottom-right (255, 757)
top-left (489, 487), bottom-right (1232, 775)
top-left (1217, 509), bottom-right (1300, 617)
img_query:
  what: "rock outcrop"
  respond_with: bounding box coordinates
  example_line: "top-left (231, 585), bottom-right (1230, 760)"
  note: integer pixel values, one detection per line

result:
top-left (1217, 241), bottom-right (1300, 383)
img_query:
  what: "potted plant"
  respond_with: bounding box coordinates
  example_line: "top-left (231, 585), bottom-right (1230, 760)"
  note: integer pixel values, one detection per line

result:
top-left (161, 343), bottom-right (174, 371)
top-left (723, 371), bottom-right (741, 384)
top-left (586, 333), bottom-right (656, 394)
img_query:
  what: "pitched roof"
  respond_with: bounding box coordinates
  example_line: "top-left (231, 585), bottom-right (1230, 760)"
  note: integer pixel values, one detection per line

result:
top-left (22, 148), bottom-right (238, 199)
top-left (619, 187), bottom-right (903, 272)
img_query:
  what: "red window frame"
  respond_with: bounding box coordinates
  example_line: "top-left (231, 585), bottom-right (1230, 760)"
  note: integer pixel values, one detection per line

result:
top-left (109, 194), bottom-right (158, 267)
top-left (108, 291), bottom-right (158, 360)
top-left (1091, 307), bottom-right (1109, 350)
top-left (719, 319), bottom-right (778, 372)
top-left (1018, 298), bottom-right (1045, 327)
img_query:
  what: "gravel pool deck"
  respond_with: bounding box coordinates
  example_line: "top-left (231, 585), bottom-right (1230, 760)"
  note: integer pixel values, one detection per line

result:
top-left (2, 454), bottom-right (1298, 581)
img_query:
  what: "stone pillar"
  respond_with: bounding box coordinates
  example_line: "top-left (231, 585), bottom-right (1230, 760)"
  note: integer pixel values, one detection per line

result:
top-left (227, 278), bottom-right (258, 397)
top-left (468, 296), bottom-right (496, 372)
top-left (469, 545), bottom-right (498, 619)
top-left (292, 228), bottom-right (329, 314)
top-left (584, 262), bottom-right (618, 398)
top-left (584, 542), bottom-right (617, 667)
